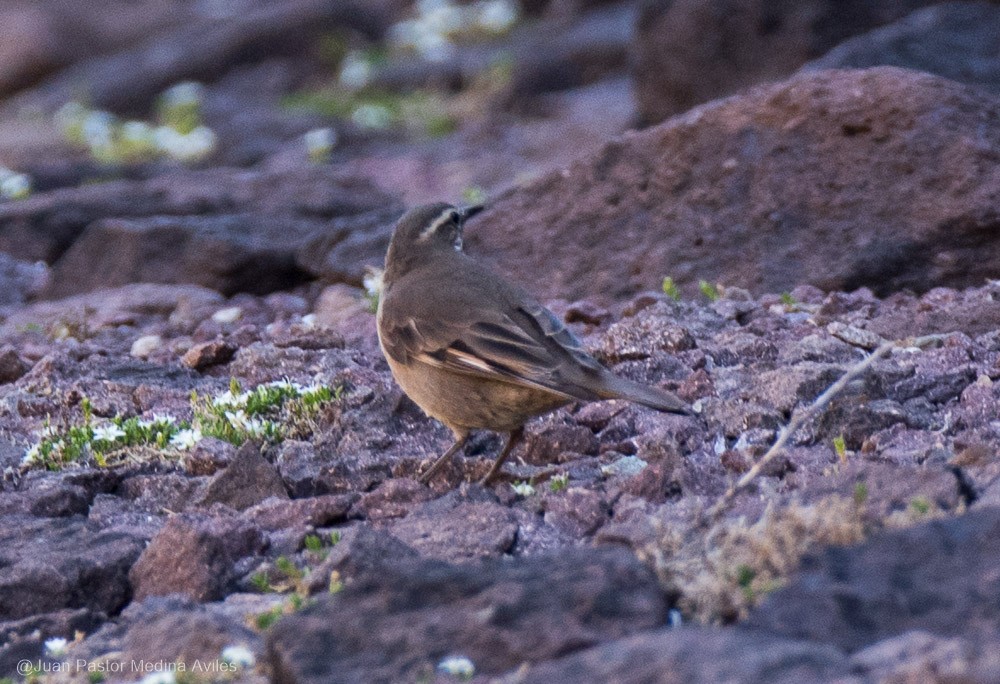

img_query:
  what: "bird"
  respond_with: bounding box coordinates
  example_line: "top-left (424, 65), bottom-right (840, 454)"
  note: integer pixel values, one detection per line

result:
top-left (376, 202), bottom-right (692, 485)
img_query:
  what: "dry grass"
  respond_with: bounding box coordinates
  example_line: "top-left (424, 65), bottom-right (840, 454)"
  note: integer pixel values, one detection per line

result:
top-left (640, 496), bottom-right (867, 624)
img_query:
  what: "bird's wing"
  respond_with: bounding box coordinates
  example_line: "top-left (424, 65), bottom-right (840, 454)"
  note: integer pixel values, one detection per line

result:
top-left (380, 301), bottom-right (605, 401)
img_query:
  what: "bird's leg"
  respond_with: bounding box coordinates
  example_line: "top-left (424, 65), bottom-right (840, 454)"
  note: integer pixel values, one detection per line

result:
top-left (418, 432), bottom-right (469, 483)
top-left (478, 427), bottom-right (525, 485)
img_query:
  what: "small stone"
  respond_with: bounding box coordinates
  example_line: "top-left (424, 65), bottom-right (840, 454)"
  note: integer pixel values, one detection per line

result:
top-left (181, 340), bottom-right (237, 370)
top-left (131, 334), bottom-right (163, 358)
top-left (212, 306), bottom-right (243, 324)
top-left (601, 455), bottom-right (649, 478)
top-left (0, 346), bottom-right (29, 383)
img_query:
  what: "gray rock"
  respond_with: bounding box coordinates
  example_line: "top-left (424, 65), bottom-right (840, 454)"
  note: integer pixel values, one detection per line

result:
top-left (267, 540), bottom-right (666, 681)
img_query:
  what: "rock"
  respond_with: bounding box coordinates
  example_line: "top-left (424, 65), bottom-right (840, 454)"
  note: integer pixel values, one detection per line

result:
top-left (849, 630), bottom-right (1000, 683)
top-left (296, 207), bottom-right (404, 286)
top-left (193, 444), bottom-right (289, 512)
top-left (182, 437), bottom-right (237, 476)
top-left (0, 514), bottom-right (145, 620)
top-left (181, 339), bottom-right (238, 370)
top-left (130, 334), bottom-right (162, 359)
top-left (0, 252), bottom-right (47, 305)
top-left (242, 493), bottom-right (357, 531)
top-left (348, 478), bottom-right (435, 521)
top-left (0, 346), bottom-right (29, 384)
top-left (47, 215), bottom-right (316, 299)
top-left (632, 0), bottom-right (951, 124)
top-left (0, 0), bottom-right (186, 98)
top-left (542, 487), bottom-right (609, 536)
top-left (388, 500), bottom-right (519, 561)
top-left (129, 510), bottom-right (267, 602)
top-left (267, 543), bottom-right (666, 681)
top-left (0, 282), bottom-right (224, 338)
top-left (470, 68), bottom-right (1000, 301)
top-left (516, 626), bottom-right (850, 683)
top-left (310, 284), bottom-right (376, 349)
top-left (803, 2), bottom-right (1000, 94)
top-left (0, 166), bottom-right (392, 267)
top-left (67, 595), bottom-right (266, 679)
top-left (746, 506), bottom-right (1000, 652)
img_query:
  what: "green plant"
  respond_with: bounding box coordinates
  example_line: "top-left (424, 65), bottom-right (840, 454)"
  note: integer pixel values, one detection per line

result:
top-left (699, 280), bottom-right (720, 302)
top-left (833, 435), bottom-right (847, 463)
top-left (22, 379), bottom-right (339, 471)
top-left (909, 496), bottom-right (931, 516)
top-left (662, 277), bottom-right (681, 300)
top-left (254, 605), bottom-right (284, 630)
top-left (549, 473), bottom-right (568, 492)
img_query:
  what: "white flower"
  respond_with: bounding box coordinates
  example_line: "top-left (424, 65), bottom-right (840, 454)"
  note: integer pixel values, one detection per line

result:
top-left (121, 120), bottom-right (154, 144)
top-left (54, 101), bottom-right (87, 132)
top-left (351, 104), bottom-right (393, 129)
top-left (154, 125), bottom-right (216, 162)
top-left (221, 644), bottom-right (255, 668)
top-left (421, 3), bottom-right (464, 35)
top-left (338, 52), bottom-right (372, 89)
top-left (437, 655), bottom-right (475, 679)
top-left (150, 413), bottom-right (177, 426)
top-left (170, 428), bottom-right (203, 450)
top-left (244, 418), bottom-right (268, 437)
top-left (225, 411), bottom-right (267, 436)
top-left (300, 383), bottom-right (326, 397)
top-left (414, 30), bottom-right (456, 63)
top-left (300, 313), bottom-right (317, 329)
top-left (22, 443), bottom-right (41, 465)
top-left (140, 673), bottom-right (176, 684)
top-left (266, 378), bottom-right (296, 392)
top-left (213, 389), bottom-right (248, 408)
top-left (40, 425), bottom-right (59, 438)
top-left (81, 111), bottom-right (116, 149)
top-left (44, 637), bottom-right (69, 657)
top-left (161, 81), bottom-right (204, 108)
top-left (363, 267), bottom-right (384, 301)
top-left (92, 424), bottom-right (126, 443)
top-left (304, 127), bottom-right (337, 163)
top-left (474, 0), bottom-right (518, 32)
top-left (0, 171), bottom-right (31, 200)
top-left (511, 481), bottom-right (535, 497)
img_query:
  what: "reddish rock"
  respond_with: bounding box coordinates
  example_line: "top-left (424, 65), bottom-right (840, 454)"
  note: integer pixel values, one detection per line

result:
top-left (180, 339), bottom-right (237, 370)
top-left (470, 68), bottom-right (1000, 301)
top-left (129, 510), bottom-right (266, 602)
top-left (388, 501), bottom-right (519, 562)
top-left (193, 444), bottom-right (289, 512)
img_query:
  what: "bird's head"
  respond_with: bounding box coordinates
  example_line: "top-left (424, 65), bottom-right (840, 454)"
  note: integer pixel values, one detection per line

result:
top-left (384, 202), bottom-right (483, 277)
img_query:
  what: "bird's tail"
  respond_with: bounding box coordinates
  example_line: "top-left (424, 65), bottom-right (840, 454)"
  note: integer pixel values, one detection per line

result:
top-left (597, 373), bottom-right (693, 416)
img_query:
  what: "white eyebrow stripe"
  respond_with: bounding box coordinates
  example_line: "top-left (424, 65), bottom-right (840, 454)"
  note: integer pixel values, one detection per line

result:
top-left (417, 208), bottom-right (456, 242)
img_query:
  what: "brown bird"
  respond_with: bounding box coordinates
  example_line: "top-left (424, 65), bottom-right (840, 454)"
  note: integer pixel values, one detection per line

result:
top-left (376, 202), bottom-right (692, 485)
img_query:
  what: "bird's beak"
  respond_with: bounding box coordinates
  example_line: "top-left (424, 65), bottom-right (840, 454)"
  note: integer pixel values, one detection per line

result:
top-left (458, 205), bottom-right (484, 223)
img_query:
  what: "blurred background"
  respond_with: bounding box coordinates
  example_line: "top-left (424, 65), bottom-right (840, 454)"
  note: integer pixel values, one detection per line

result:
top-left (0, 0), bottom-right (998, 302)
top-left (3, 0), bottom-right (999, 197)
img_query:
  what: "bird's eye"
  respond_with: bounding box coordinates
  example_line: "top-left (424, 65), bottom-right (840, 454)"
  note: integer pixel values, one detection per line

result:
top-left (449, 210), bottom-right (460, 223)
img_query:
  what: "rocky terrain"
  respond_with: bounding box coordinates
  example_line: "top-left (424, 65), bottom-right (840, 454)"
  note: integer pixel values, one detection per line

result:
top-left (2, 1), bottom-right (1000, 682)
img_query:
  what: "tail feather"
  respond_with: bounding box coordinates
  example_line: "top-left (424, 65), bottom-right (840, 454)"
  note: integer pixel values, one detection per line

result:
top-left (597, 373), bottom-right (693, 416)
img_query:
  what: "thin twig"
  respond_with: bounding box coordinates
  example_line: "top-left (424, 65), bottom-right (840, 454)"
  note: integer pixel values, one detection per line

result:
top-left (703, 340), bottom-right (896, 525)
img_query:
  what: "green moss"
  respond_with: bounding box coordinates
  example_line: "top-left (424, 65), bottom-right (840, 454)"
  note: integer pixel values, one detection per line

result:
top-left (662, 277), bottom-right (681, 301)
